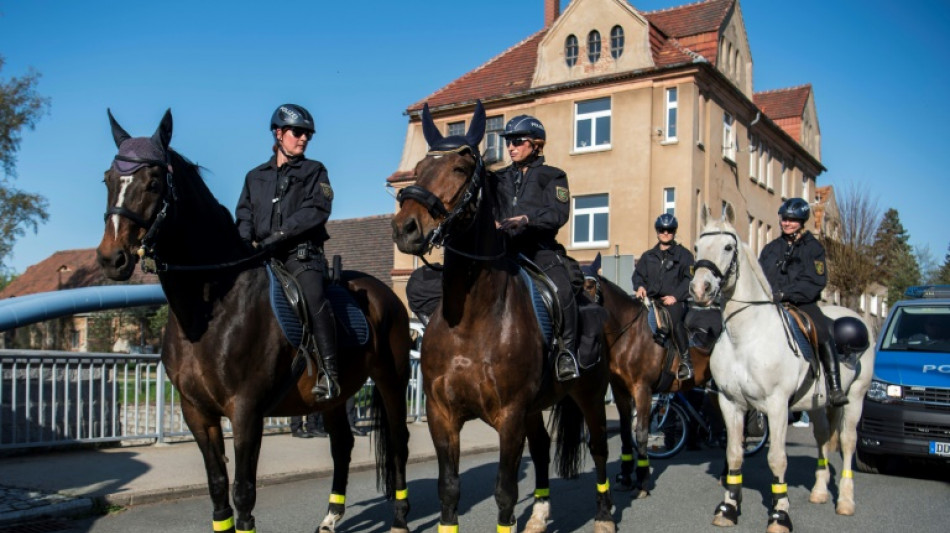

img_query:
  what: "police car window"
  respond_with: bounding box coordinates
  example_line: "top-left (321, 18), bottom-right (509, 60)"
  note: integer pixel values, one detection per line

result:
top-left (882, 306), bottom-right (950, 351)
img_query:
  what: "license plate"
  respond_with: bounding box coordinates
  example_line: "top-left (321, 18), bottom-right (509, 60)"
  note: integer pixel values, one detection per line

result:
top-left (929, 441), bottom-right (950, 456)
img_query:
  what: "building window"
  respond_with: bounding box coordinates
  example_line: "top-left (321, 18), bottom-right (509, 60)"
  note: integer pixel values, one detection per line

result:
top-left (574, 97), bottom-right (611, 151)
top-left (665, 87), bottom-right (678, 141)
top-left (663, 187), bottom-right (675, 215)
top-left (766, 151), bottom-right (774, 190)
top-left (610, 25), bottom-right (624, 59)
top-left (697, 94), bottom-right (706, 148)
top-left (484, 115), bottom-right (504, 163)
top-left (722, 113), bottom-right (735, 162)
top-left (780, 161), bottom-right (788, 198)
top-left (758, 145), bottom-right (768, 186)
top-left (748, 216), bottom-right (757, 252)
top-left (748, 134), bottom-right (757, 181)
top-left (447, 121), bottom-right (464, 137)
top-left (565, 34), bottom-right (578, 67)
top-left (587, 30), bottom-right (601, 63)
top-left (573, 194), bottom-right (609, 247)
top-left (802, 175), bottom-right (812, 203)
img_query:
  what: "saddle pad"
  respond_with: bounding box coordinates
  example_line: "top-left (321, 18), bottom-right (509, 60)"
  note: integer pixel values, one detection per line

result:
top-left (517, 267), bottom-right (554, 347)
top-left (781, 308), bottom-right (815, 363)
top-left (647, 303), bottom-right (704, 348)
top-left (266, 265), bottom-right (370, 349)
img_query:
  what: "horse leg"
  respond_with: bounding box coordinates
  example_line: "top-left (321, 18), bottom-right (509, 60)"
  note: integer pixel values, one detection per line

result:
top-left (230, 413), bottom-right (265, 533)
top-left (370, 377), bottom-right (412, 533)
top-left (764, 405), bottom-right (793, 533)
top-left (524, 412), bottom-right (551, 533)
top-left (318, 404), bottom-right (356, 533)
top-left (609, 382), bottom-right (635, 493)
top-left (427, 403), bottom-right (462, 532)
top-left (835, 403), bottom-right (859, 516)
top-left (632, 384), bottom-right (654, 498)
top-left (712, 398), bottom-right (744, 528)
top-left (808, 409), bottom-right (833, 505)
top-left (495, 415), bottom-right (528, 532)
top-left (574, 394), bottom-right (616, 533)
top-left (182, 403), bottom-right (235, 533)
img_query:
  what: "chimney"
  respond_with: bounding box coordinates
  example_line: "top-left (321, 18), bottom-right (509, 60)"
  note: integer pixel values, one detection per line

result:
top-left (544, 0), bottom-right (560, 27)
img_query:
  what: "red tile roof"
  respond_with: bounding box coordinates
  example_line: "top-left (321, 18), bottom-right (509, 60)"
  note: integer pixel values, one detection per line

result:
top-left (754, 84), bottom-right (812, 119)
top-left (325, 214), bottom-right (395, 287)
top-left (0, 249), bottom-right (159, 299)
top-left (644, 0), bottom-right (733, 40)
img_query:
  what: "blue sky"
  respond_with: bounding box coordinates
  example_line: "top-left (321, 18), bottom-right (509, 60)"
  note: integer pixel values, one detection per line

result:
top-left (1, 0), bottom-right (948, 274)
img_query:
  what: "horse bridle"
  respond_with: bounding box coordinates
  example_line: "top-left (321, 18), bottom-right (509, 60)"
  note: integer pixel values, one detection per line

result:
top-left (693, 230), bottom-right (740, 288)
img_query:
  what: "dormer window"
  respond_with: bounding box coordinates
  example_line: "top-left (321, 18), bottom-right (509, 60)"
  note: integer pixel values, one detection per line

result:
top-left (610, 26), bottom-right (624, 59)
top-left (587, 30), bottom-right (601, 63)
top-left (565, 34), bottom-right (578, 67)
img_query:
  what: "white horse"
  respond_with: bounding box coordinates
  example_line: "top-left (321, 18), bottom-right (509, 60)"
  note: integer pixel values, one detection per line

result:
top-left (689, 206), bottom-right (875, 533)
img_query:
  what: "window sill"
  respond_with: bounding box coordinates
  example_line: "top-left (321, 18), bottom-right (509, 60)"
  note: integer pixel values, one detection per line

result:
top-left (570, 242), bottom-right (610, 250)
top-left (571, 145), bottom-right (612, 155)
top-left (660, 138), bottom-right (678, 146)
top-left (696, 141), bottom-right (705, 151)
top-left (722, 154), bottom-right (736, 166)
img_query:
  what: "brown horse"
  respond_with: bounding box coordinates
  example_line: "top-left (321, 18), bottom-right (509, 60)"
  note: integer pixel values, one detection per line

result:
top-left (583, 268), bottom-right (712, 496)
top-left (391, 102), bottom-right (614, 533)
top-left (96, 110), bottom-right (412, 533)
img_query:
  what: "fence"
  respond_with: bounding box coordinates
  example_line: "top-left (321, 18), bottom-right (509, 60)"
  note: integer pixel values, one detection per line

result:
top-left (0, 349), bottom-right (425, 450)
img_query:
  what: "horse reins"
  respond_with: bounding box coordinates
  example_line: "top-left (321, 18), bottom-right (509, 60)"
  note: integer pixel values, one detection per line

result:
top-left (694, 229), bottom-right (775, 324)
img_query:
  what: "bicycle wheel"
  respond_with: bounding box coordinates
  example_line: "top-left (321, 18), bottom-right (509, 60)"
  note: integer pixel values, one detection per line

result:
top-left (635, 396), bottom-right (689, 459)
top-left (742, 410), bottom-right (769, 456)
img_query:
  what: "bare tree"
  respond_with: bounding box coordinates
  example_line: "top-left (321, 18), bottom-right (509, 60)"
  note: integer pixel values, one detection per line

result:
top-left (820, 182), bottom-right (881, 309)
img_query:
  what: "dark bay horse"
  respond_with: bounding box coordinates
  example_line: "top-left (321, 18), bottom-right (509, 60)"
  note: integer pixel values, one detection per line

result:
top-left (96, 110), bottom-right (412, 533)
top-left (392, 102), bottom-right (614, 533)
top-left (583, 270), bottom-right (712, 495)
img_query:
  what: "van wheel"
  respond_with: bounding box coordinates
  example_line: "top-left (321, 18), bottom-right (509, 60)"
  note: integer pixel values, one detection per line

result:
top-left (855, 448), bottom-right (885, 474)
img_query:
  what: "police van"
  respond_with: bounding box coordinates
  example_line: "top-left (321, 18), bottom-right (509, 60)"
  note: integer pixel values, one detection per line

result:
top-left (857, 285), bottom-right (950, 473)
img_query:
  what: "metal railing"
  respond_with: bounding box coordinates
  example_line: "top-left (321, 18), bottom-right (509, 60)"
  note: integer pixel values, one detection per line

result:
top-left (0, 349), bottom-right (425, 450)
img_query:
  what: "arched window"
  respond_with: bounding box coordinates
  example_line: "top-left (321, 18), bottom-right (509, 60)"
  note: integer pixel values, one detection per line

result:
top-left (588, 30), bottom-right (601, 63)
top-left (565, 34), bottom-right (578, 67)
top-left (610, 25), bottom-right (624, 59)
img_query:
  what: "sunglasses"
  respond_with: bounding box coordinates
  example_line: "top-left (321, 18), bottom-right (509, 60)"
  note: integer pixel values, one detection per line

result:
top-left (657, 229), bottom-right (675, 235)
top-left (780, 217), bottom-right (803, 223)
top-left (505, 137), bottom-right (530, 147)
top-left (286, 127), bottom-right (313, 139)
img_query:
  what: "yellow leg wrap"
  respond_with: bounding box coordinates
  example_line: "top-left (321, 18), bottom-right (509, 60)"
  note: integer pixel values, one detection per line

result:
top-left (726, 474), bottom-right (743, 485)
top-left (637, 458), bottom-right (650, 467)
top-left (438, 524), bottom-right (459, 533)
top-left (771, 483), bottom-right (788, 495)
top-left (534, 488), bottom-right (550, 499)
top-left (236, 529), bottom-right (256, 533)
top-left (842, 469), bottom-right (854, 479)
top-left (597, 480), bottom-right (610, 493)
top-left (395, 488), bottom-right (409, 500)
top-left (497, 525), bottom-right (513, 533)
top-left (817, 458), bottom-right (828, 468)
top-left (213, 517), bottom-right (234, 532)
top-left (329, 492), bottom-right (346, 504)
top-left (621, 453), bottom-right (633, 461)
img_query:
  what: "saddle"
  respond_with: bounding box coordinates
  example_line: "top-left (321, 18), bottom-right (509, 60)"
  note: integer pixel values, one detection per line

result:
top-left (644, 299), bottom-right (685, 391)
top-left (779, 304), bottom-right (820, 377)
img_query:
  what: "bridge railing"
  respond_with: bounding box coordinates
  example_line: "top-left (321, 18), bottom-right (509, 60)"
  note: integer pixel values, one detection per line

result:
top-left (0, 349), bottom-right (425, 451)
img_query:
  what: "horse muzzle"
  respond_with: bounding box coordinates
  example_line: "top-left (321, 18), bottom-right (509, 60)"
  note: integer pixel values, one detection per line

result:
top-left (690, 274), bottom-right (720, 306)
top-left (391, 214), bottom-right (429, 256)
top-left (96, 245), bottom-right (138, 281)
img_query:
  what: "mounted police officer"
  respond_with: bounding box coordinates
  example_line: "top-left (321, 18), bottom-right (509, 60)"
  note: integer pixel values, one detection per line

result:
top-left (235, 103), bottom-right (339, 401)
top-left (633, 214), bottom-right (695, 380)
top-left (759, 197), bottom-right (847, 406)
top-left (494, 115), bottom-right (581, 382)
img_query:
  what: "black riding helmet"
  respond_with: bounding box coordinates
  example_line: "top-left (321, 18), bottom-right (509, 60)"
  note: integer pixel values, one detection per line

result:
top-left (778, 197), bottom-right (810, 222)
top-left (270, 104), bottom-right (315, 134)
top-left (500, 114), bottom-right (546, 141)
top-left (655, 213), bottom-right (678, 231)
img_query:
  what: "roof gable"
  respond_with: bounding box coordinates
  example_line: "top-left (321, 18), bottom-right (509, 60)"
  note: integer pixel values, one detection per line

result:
top-left (643, 0), bottom-right (733, 39)
top-left (754, 84), bottom-right (811, 119)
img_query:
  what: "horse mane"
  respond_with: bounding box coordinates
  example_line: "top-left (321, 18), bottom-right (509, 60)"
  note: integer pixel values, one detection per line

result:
top-left (702, 218), bottom-right (774, 298)
top-left (167, 148), bottom-right (242, 241)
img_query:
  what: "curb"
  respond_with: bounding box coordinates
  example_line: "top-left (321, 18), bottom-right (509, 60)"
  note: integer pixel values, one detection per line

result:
top-left (0, 496), bottom-right (94, 526)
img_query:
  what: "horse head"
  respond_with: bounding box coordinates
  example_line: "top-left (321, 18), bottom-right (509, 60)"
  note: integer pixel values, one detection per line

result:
top-left (392, 101), bottom-right (486, 256)
top-left (582, 252), bottom-right (603, 303)
top-left (690, 203), bottom-right (740, 305)
top-left (97, 109), bottom-right (174, 280)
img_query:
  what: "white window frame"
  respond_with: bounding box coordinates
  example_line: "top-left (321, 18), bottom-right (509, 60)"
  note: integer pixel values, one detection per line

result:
top-left (447, 121), bottom-right (465, 137)
top-left (572, 194), bottom-right (609, 248)
top-left (748, 216), bottom-right (757, 253)
top-left (574, 97), bottom-right (612, 153)
top-left (803, 175), bottom-right (812, 203)
top-left (780, 160), bottom-right (788, 198)
top-left (664, 87), bottom-right (678, 142)
top-left (484, 115), bottom-right (505, 164)
top-left (748, 134), bottom-right (757, 181)
top-left (722, 113), bottom-right (736, 162)
top-left (766, 150), bottom-right (774, 191)
top-left (663, 187), bottom-right (675, 215)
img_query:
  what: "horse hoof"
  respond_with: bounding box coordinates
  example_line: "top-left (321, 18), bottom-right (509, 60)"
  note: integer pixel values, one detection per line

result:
top-left (634, 488), bottom-right (651, 500)
top-left (836, 501), bottom-right (855, 516)
top-left (809, 490), bottom-right (830, 504)
top-left (766, 523), bottom-right (790, 533)
top-left (613, 478), bottom-right (635, 492)
top-left (318, 511), bottom-right (342, 533)
top-left (712, 515), bottom-right (737, 527)
top-left (390, 528), bottom-right (411, 533)
top-left (524, 516), bottom-right (547, 533)
top-left (593, 519), bottom-right (616, 533)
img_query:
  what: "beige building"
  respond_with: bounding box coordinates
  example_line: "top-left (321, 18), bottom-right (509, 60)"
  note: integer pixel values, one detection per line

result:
top-left (389, 0), bottom-right (825, 296)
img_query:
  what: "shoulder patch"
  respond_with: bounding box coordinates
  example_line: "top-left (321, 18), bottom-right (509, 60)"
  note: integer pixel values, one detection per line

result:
top-left (321, 183), bottom-right (334, 201)
top-left (555, 186), bottom-right (569, 203)
top-left (814, 260), bottom-right (825, 276)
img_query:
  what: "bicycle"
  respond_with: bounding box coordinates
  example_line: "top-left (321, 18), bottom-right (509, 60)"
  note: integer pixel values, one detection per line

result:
top-left (634, 387), bottom-right (769, 459)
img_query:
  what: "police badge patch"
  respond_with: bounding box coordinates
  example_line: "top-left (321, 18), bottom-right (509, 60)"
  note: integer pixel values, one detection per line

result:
top-left (555, 186), bottom-right (569, 203)
top-left (321, 183), bottom-right (334, 200)
top-left (814, 260), bottom-right (825, 275)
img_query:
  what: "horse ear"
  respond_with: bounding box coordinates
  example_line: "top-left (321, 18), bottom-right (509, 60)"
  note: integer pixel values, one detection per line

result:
top-left (722, 202), bottom-right (736, 225)
top-left (465, 100), bottom-right (486, 147)
top-left (591, 252), bottom-right (602, 274)
top-left (421, 103), bottom-right (444, 148)
top-left (151, 108), bottom-right (173, 151)
top-left (107, 108), bottom-right (131, 148)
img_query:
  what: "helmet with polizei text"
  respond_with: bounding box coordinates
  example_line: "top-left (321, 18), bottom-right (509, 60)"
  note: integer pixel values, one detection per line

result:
top-left (270, 104), bottom-right (315, 133)
top-left (500, 115), bottom-right (546, 140)
top-left (778, 197), bottom-right (811, 222)
top-left (655, 213), bottom-right (678, 231)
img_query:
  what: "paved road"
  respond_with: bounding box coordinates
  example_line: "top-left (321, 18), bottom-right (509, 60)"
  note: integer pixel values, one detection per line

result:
top-left (42, 426), bottom-right (949, 533)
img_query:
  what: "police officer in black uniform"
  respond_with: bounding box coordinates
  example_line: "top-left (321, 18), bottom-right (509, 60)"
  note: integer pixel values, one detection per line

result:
top-left (236, 103), bottom-right (339, 400)
top-left (759, 197), bottom-right (847, 406)
top-left (494, 115), bottom-right (580, 381)
top-left (633, 214), bottom-right (695, 380)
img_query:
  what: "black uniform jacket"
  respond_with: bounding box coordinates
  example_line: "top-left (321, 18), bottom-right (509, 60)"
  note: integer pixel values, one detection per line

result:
top-left (632, 242), bottom-right (694, 301)
top-left (492, 156), bottom-right (570, 253)
top-left (758, 230), bottom-right (827, 305)
top-left (235, 155), bottom-right (332, 249)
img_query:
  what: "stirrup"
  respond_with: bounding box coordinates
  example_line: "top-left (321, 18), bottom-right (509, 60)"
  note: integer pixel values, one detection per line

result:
top-left (677, 361), bottom-right (694, 381)
top-left (828, 389), bottom-right (849, 407)
top-left (555, 350), bottom-right (580, 382)
top-left (312, 373), bottom-right (339, 400)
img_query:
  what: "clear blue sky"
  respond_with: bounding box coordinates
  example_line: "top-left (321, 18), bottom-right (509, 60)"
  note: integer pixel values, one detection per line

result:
top-left (1, 0), bottom-right (948, 274)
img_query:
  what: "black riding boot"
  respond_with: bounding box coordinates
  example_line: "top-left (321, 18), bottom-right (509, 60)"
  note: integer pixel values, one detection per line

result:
top-left (819, 339), bottom-right (848, 407)
top-left (556, 306), bottom-right (580, 382)
top-left (311, 302), bottom-right (340, 401)
top-left (673, 323), bottom-right (693, 380)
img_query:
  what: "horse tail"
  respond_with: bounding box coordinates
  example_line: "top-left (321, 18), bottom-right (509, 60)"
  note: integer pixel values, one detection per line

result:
top-left (371, 384), bottom-right (396, 497)
top-left (550, 395), bottom-right (586, 479)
